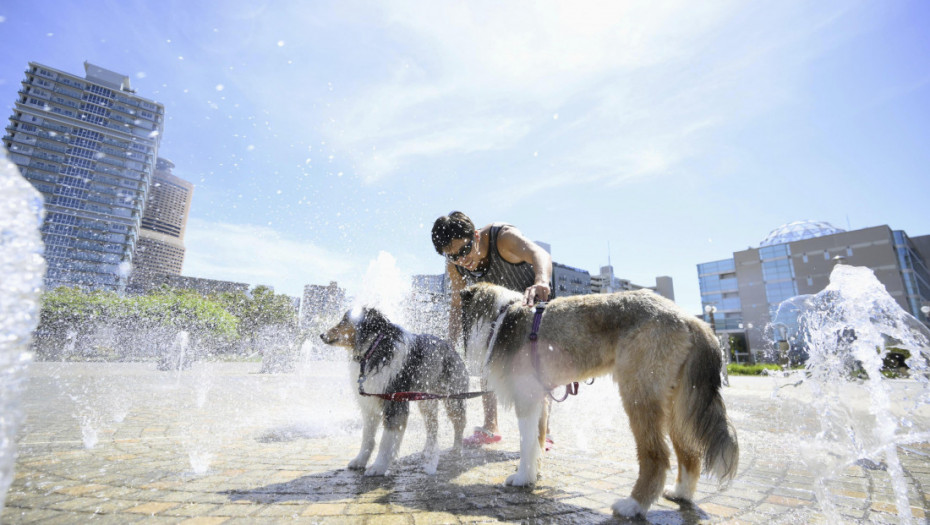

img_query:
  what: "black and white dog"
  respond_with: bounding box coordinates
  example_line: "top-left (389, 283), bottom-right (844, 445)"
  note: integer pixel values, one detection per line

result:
top-left (321, 307), bottom-right (467, 475)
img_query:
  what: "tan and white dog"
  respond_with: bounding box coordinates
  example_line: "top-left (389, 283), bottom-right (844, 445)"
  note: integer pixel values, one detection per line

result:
top-left (459, 283), bottom-right (739, 518)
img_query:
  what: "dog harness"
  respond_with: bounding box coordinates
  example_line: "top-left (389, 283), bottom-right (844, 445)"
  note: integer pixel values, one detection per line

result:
top-left (528, 302), bottom-right (584, 403)
top-left (484, 301), bottom-right (518, 357)
top-left (483, 301), bottom-right (588, 403)
top-left (356, 333), bottom-right (489, 402)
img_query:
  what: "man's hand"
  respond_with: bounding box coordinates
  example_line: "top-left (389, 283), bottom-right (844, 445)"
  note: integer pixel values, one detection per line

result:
top-left (523, 283), bottom-right (551, 306)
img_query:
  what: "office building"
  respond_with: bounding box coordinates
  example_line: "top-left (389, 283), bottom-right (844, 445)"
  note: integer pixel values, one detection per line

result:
top-left (553, 262), bottom-right (591, 296)
top-left (697, 220), bottom-right (930, 362)
top-left (300, 281), bottom-right (348, 332)
top-left (3, 61), bottom-right (164, 290)
top-left (406, 274), bottom-right (451, 336)
top-left (130, 157), bottom-right (193, 285)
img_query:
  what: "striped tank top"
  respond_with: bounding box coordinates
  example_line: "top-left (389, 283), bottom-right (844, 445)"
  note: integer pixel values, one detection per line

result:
top-left (456, 224), bottom-right (545, 295)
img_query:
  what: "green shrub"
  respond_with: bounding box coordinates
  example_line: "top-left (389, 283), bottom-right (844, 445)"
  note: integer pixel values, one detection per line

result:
top-left (727, 363), bottom-right (782, 375)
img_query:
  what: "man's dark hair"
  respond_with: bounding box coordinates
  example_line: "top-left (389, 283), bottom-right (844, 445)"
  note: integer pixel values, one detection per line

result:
top-left (431, 211), bottom-right (475, 254)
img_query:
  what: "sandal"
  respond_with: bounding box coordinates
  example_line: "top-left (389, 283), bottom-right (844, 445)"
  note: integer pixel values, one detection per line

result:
top-left (463, 427), bottom-right (502, 447)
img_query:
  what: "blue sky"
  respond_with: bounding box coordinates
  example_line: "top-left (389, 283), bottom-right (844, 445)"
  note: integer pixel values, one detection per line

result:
top-left (1, 0), bottom-right (928, 313)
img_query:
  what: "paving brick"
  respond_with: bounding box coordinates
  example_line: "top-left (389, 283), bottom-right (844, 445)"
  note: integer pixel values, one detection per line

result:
top-left (124, 501), bottom-right (181, 515)
top-left (5, 363), bottom-right (929, 525)
top-left (177, 518), bottom-right (230, 525)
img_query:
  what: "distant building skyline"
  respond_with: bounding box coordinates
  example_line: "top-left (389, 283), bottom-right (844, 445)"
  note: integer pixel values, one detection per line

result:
top-left (590, 265), bottom-right (675, 301)
top-left (411, 259), bottom-right (673, 301)
top-left (3, 61), bottom-right (164, 291)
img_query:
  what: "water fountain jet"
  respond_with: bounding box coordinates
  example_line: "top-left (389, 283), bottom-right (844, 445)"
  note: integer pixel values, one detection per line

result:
top-left (770, 264), bottom-right (930, 523)
top-left (0, 153), bottom-right (45, 517)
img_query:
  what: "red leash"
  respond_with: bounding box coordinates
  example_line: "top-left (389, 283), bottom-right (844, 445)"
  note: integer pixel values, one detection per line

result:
top-left (356, 333), bottom-right (490, 402)
top-left (359, 389), bottom-right (490, 401)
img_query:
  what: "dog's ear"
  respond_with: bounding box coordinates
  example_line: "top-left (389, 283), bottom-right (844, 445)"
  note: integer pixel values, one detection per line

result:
top-left (366, 307), bottom-right (392, 327)
top-left (357, 307), bottom-right (390, 341)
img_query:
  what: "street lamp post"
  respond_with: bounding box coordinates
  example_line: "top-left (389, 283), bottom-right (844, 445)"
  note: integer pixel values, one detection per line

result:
top-left (704, 304), bottom-right (717, 332)
top-left (776, 324), bottom-right (789, 365)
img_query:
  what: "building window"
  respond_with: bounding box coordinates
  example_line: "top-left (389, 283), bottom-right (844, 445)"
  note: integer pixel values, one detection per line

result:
top-left (762, 259), bottom-right (795, 281)
top-left (760, 244), bottom-right (790, 260)
top-left (765, 281), bottom-right (798, 304)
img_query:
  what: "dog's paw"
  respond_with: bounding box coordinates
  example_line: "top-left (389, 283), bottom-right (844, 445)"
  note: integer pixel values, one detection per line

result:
top-left (421, 454), bottom-right (439, 475)
top-left (364, 462), bottom-right (389, 476)
top-left (611, 497), bottom-right (644, 518)
top-left (663, 487), bottom-right (692, 503)
top-left (347, 457), bottom-right (367, 470)
top-left (505, 471), bottom-right (536, 487)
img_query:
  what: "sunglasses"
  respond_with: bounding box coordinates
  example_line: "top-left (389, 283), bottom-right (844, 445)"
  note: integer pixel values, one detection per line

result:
top-left (445, 239), bottom-right (473, 263)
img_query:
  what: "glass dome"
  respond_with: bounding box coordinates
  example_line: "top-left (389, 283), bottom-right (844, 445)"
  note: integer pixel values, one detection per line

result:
top-left (759, 220), bottom-right (845, 247)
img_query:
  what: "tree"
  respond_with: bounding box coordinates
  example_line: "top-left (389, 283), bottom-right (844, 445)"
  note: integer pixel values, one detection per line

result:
top-left (33, 286), bottom-right (238, 367)
top-left (212, 285), bottom-right (299, 355)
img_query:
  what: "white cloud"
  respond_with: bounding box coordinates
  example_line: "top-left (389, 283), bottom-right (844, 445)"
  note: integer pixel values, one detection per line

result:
top-left (181, 218), bottom-right (360, 297)
top-left (326, 0), bottom-right (859, 187)
top-left (353, 114), bottom-right (534, 183)
top-left (325, 0), bottom-right (741, 181)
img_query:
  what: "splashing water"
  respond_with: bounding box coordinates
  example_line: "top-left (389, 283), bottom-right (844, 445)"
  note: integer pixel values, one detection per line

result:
top-left (191, 362), bottom-right (214, 409)
top-left (173, 331), bottom-right (190, 379)
top-left (80, 412), bottom-right (99, 449)
top-left (352, 251), bottom-right (411, 323)
top-left (771, 265), bottom-right (930, 524)
top-left (187, 448), bottom-right (214, 475)
top-left (0, 152), bottom-right (46, 517)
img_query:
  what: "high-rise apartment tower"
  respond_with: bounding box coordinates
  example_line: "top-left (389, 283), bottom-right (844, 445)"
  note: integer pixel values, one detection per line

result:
top-left (2, 61), bottom-right (164, 290)
top-left (131, 157), bottom-right (193, 280)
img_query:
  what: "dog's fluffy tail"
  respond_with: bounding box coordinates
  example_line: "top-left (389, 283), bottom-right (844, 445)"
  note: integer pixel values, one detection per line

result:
top-left (681, 319), bottom-right (739, 483)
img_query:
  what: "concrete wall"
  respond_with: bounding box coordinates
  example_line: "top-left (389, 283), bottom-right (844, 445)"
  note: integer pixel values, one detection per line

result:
top-left (791, 226), bottom-right (905, 309)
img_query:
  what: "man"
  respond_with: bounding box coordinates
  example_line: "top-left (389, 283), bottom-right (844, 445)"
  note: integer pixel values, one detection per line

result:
top-left (431, 211), bottom-right (553, 447)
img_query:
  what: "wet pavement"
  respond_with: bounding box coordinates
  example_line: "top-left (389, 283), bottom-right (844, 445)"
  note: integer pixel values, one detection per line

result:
top-left (3, 361), bottom-right (929, 524)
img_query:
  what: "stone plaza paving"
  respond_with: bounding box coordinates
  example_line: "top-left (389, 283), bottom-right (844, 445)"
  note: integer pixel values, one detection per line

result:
top-left (3, 361), bottom-right (929, 524)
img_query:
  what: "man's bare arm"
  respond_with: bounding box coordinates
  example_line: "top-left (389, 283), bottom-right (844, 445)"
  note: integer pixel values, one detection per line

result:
top-left (496, 226), bottom-right (552, 304)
